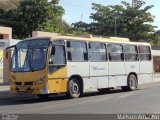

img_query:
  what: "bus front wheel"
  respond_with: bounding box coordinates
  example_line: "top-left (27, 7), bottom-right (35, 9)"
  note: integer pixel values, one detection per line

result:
top-left (67, 78), bottom-right (81, 99)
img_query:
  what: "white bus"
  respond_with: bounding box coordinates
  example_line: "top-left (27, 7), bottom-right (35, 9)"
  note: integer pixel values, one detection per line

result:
top-left (8, 35), bottom-right (153, 99)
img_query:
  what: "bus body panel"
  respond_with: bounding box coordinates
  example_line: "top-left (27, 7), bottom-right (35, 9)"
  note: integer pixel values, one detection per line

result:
top-left (89, 62), bottom-right (109, 89)
top-left (10, 69), bottom-right (48, 94)
top-left (67, 62), bottom-right (89, 77)
top-left (67, 62), bottom-right (90, 90)
top-left (108, 62), bottom-right (127, 87)
top-left (48, 66), bottom-right (68, 93)
top-left (138, 61), bottom-right (153, 84)
top-left (84, 77), bottom-right (97, 90)
top-left (125, 62), bottom-right (139, 74)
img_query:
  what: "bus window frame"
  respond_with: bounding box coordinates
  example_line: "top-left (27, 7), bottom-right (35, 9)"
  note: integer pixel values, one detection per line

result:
top-left (124, 44), bottom-right (139, 62)
top-left (107, 43), bottom-right (124, 62)
top-left (48, 41), bottom-right (67, 74)
top-left (88, 41), bottom-right (108, 62)
top-left (49, 42), bottom-right (67, 66)
top-left (6, 45), bottom-right (16, 59)
top-left (67, 40), bottom-right (88, 62)
top-left (138, 45), bottom-right (151, 61)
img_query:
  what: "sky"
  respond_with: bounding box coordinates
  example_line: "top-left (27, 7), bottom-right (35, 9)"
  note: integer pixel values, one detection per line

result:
top-left (59, 0), bottom-right (160, 30)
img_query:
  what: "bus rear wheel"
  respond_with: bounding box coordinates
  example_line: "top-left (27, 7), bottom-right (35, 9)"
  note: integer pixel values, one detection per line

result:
top-left (67, 78), bottom-right (81, 99)
top-left (128, 74), bottom-right (137, 91)
top-left (122, 74), bottom-right (137, 91)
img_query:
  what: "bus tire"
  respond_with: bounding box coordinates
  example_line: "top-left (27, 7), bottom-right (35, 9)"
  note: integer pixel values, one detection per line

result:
top-left (127, 74), bottom-right (137, 91)
top-left (67, 78), bottom-right (81, 99)
top-left (37, 94), bottom-right (49, 99)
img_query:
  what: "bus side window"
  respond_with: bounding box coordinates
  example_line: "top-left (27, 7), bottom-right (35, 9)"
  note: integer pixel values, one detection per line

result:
top-left (89, 42), bottom-right (107, 62)
top-left (108, 44), bottom-right (123, 61)
top-left (49, 45), bottom-right (66, 65)
top-left (67, 41), bottom-right (88, 62)
top-left (124, 45), bottom-right (138, 61)
top-left (138, 45), bottom-right (151, 61)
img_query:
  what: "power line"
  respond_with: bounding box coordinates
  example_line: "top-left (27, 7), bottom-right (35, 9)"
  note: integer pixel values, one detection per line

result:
top-left (60, 1), bottom-right (92, 11)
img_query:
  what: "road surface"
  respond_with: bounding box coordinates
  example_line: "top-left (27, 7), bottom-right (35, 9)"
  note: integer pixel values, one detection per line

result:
top-left (0, 82), bottom-right (160, 114)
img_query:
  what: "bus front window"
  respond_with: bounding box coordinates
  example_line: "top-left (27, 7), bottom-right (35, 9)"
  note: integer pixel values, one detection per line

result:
top-left (11, 39), bottom-right (49, 72)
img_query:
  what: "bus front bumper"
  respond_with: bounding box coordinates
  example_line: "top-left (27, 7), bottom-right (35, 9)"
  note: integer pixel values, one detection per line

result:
top-left (10, 83), bottom-right (49, 95)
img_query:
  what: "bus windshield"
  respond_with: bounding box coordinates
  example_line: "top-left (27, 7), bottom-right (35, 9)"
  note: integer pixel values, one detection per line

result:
top-left (11, 39), bottom-right (50, 72)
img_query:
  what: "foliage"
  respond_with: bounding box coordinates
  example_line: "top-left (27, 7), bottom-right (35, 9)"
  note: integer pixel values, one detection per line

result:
top-left (73, 0), bottom-right (156, 42)
top-left (150, 30), bottom-right (160, 45)
top-left (72, 21), bottom-right (89, 31)
top-left (71, 21), bottom-right (90, 36)
top-left (0, 0), bottom-right (65, 39)
top-left (120, 0), bottom-right (155, 41)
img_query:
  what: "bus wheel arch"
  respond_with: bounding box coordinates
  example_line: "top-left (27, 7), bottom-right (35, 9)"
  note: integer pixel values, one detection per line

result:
top-left (127, 72), bottom-right (138, 91)
top-left (67, 75), bottom-right (83, 98)
top-left (122, 72), bottom-right (138, 91)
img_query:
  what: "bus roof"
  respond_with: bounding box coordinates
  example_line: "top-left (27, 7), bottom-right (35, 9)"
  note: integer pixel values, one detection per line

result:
top-left (51, 35), bottom-right (151, 46)
top-left (26, 35), bottom-right (151, 46)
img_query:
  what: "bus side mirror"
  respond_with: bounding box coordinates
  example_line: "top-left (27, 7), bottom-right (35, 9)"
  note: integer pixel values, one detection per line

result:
top-left (6, 45), bottom-right (16, 59)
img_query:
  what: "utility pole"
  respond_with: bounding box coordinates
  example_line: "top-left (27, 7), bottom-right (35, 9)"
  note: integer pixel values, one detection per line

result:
top-left (81, 13), bottom-right (83, 22)
top-left (114, 17), bottom-right (117, 36)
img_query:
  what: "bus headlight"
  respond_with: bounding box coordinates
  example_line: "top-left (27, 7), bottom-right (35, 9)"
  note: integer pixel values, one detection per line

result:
top-left (9, 79), bottom-right (15, 85)
top-left (34, 78), bottom-right (45, 85)
top-left (10, 75), bottom-right (16, 85)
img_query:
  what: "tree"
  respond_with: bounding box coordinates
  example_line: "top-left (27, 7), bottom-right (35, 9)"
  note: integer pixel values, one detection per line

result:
top-left (79, 0), bottom-right (156, 41)
top-left (151, 30), bottom-right (160, 45)
top-left (0, 0), bottom-right (65, 39)
top-left (72, 21), bottom-right (89, 31)
top-left (89, 3), bottom-right (125, 36)
top-left (120, 0), bottom-right (155, 41)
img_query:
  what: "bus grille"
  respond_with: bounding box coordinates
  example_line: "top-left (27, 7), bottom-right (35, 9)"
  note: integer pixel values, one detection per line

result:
top-left (15, 82), bottom-right (33, 86)
top-left (24, 82), bottom-right (33, 86)
top-left (15, 82), bottom-right (22, 85)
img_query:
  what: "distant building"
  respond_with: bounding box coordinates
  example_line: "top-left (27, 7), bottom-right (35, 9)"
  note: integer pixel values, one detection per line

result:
top-left (0, 26), bottom-right (20, 84)
top-left (152, 46), bottom-right (160, 73)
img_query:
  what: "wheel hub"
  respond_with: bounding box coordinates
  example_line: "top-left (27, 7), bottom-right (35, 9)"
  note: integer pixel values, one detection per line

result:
top-left (130, 77), bottom-right (136, 89)
top-left (71, 83), bottom-right (79, 94)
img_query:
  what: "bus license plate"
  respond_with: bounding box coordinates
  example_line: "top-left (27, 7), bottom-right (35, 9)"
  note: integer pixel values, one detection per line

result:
top-left (19, 88), bottom-right (26, 92)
